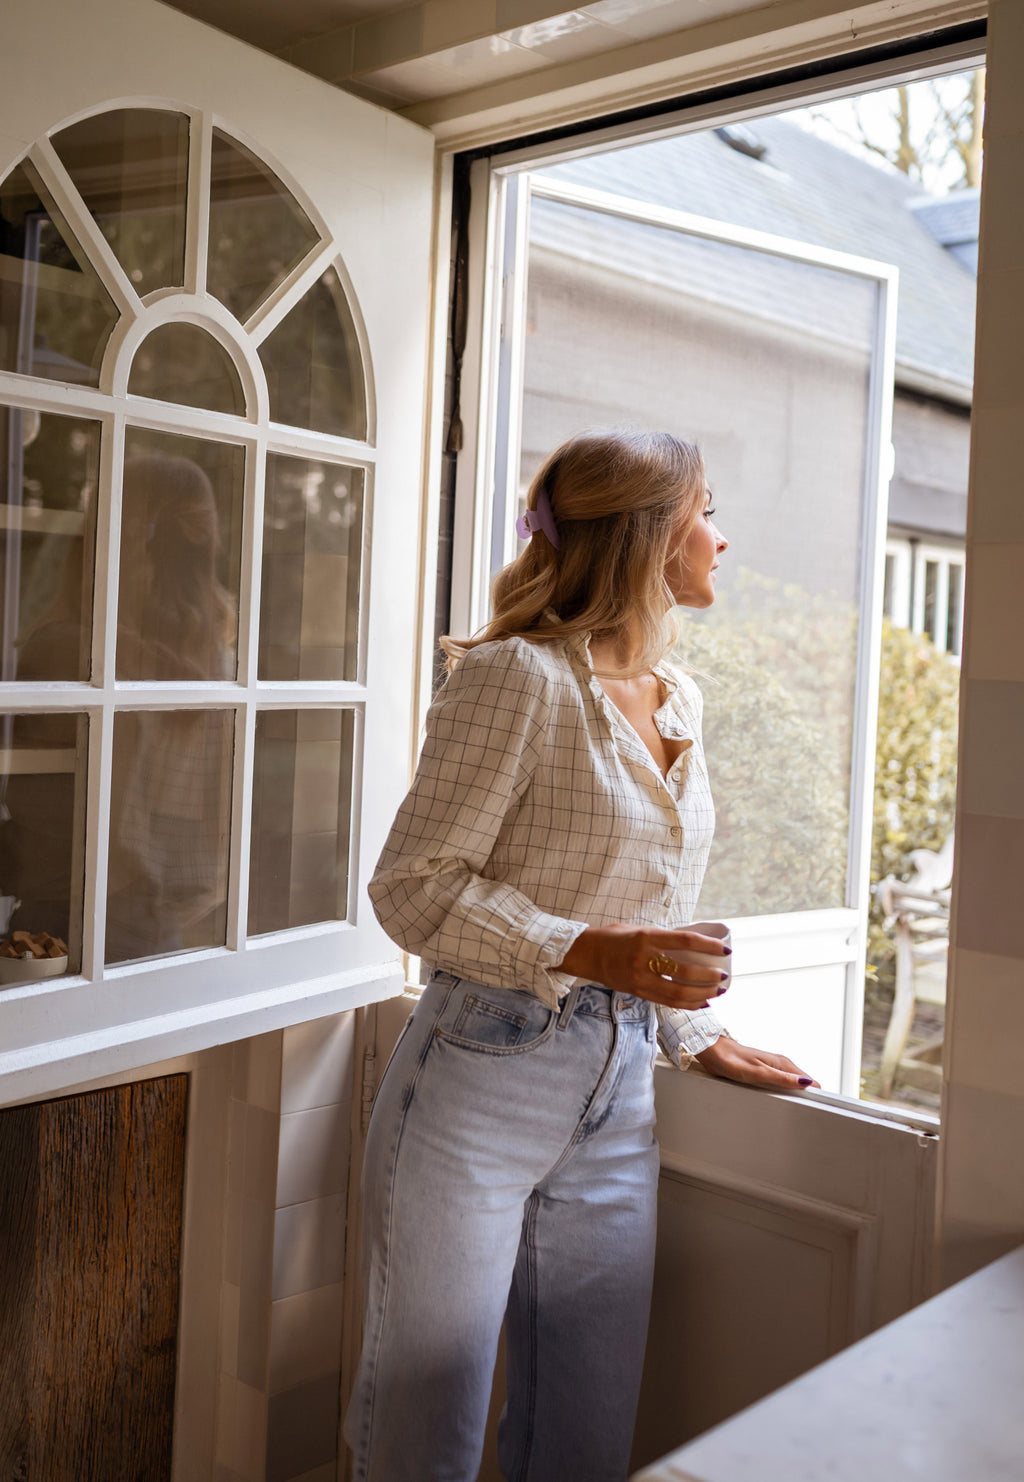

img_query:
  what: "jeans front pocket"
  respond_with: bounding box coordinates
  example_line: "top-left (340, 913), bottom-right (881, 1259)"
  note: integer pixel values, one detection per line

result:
top-left (436, 986), bottom-right (556, 1056)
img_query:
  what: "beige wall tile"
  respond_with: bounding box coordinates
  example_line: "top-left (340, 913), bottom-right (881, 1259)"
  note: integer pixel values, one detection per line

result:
top-left (269, 1282), bottom-right (345, 1394)
top-left (266, 1373), bottom-right (341, 1482)
top-left (496, 0), bottom-right (581, 29)
top-left (946, 947), bottom-right (1024, 1097)
top-left (955, 813), bottom-right (1024, 958)
top-left (246, 1030), bottom-right (284, 1112)
top-left (281, 1013), bottom-right (356, 1114)
top-left (423, 0), bottom-right (496, 52)
top-left (973, 269), bottom-right (1024, 410)
top-left (352, 5), bottom-right (423, 71)
top-left (224, 1188), bottom-right (244, 1286)
top-left (938, 1081), bottom-right (1024, 1288)
top-left (963, 543), bottom-right (1024, 682)
top-left (985, 0), bottom-right (1024, 141)
top-left (289, 1466), bottom-right (336, 1482)
top-left (960, 680), bottom-right (1024, 820)
top-left (503, 11), bottom-right (621, 62)
top-left (967, 406), bottom-right (1024, 543)
top-left (977, 134), bottom-right (1024, 277)
top-left (221, 1279), bottom-right (241, 1379)
top-left (273, 1194), bottom-right (347, 1300)
top-left (216, 1374), bottom-right (268, 1480)
top-left (283, 27), bottom-right (355, 83)
top-left (276, 1103), bottom-right (350, 1208)
top-left (245, 1103), bottom-right (282, 1208)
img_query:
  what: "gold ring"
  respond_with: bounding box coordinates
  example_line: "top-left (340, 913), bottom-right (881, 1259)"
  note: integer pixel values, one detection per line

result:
top-left (649, 955), bottom-right (675, 978)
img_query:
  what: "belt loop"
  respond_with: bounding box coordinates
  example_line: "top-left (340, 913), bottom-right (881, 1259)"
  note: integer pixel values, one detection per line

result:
top-left (557, 982), bottom-right (582, 1031)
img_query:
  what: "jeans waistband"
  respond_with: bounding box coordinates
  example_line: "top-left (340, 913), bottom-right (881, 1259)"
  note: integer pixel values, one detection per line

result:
top-left (426, 971), bottom-right (650, 1025)
top-left (558, 983), bottom-right (650, 1025)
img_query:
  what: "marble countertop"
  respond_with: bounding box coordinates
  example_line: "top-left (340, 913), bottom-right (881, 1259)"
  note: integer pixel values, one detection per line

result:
top-left (632, 1243), bottom-right (1024, 1482)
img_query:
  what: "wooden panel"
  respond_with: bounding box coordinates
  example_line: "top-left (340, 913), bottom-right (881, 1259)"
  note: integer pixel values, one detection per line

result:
top-left (0, 1075), bottom-right (188, 1481)
top-left (634, 1170), bottom-right (865, 1466)
top-left (630, 1066), bottom-right (938, 1472)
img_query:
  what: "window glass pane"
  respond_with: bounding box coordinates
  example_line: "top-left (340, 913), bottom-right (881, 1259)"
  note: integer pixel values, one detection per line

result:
top-left (0, 161), bottom-right (119, 385)
top-left (106, 708), bottom-right (234, 964)
top-left (51, 109), bottom-right (189, 298)
top-left (259, 455), bottom-right (363, 681)
top-left (128, 322), bottom-right (246, 415)
top-left (259, 266), bottom-right (367, 439)
top-left (0, 711), bottom-right (87, 983)
top-left (1, 408), bottom-right (99, 682)
top-left (207, 130), bottom-right (320, 324)
top-left (946, 562), bottom-right (963, 656)
top-left (523, 190), bottom-right (878, 918)
top-left (249, 708), bottom-right (354, 935)
top-left (923, 560), bottom-right (939, 642)
top-left (117, 429), bottom-right (243, 681)
top-left (882, 555), bottom-right (894, 620)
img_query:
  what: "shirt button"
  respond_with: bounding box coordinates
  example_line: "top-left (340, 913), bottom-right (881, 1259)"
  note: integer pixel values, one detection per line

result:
top-left (670, 825), bottom-right (682, 838)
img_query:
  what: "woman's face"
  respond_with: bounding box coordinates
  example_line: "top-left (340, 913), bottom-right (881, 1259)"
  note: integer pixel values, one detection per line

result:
top-left (664, 488), bottom-right (727, 609)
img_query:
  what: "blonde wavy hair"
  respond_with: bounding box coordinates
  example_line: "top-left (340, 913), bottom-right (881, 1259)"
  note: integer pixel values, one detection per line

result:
top-left (441, 428), bottom-right (707, 676)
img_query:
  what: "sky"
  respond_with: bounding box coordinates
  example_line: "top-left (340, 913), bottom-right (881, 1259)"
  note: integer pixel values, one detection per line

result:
top-left (781, 69), bottom-right (982, 198)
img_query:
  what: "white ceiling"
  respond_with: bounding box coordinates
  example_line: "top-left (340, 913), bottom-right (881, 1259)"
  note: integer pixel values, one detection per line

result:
top-left (161, 1), bottom-right (764, 107)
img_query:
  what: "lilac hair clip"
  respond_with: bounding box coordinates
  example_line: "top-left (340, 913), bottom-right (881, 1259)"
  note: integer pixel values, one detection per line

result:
top-left (515, 483), bottom-right (561, 549)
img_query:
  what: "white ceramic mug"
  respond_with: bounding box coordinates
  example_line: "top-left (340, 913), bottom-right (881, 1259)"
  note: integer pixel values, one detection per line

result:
top-left (662, 920), bottom-right (732, 993)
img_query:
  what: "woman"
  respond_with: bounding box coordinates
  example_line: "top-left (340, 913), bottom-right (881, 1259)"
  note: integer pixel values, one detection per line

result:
top-left (345, 429), bottom-right (818, 1482)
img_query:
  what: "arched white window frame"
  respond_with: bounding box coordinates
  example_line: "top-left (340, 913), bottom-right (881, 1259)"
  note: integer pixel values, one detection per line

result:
top-left (0, 101), bottom-right (397, 1095)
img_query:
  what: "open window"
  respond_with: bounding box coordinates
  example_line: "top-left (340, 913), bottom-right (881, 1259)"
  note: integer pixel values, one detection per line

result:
top-left (448, 53), bottom-right (980, 1467)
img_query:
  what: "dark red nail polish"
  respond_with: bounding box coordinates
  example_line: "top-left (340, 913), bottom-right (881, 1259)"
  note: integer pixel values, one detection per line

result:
top-left (798, 1077), bottom-right (813, 1087)
top-left (722, 946), bottom-right (733, 955)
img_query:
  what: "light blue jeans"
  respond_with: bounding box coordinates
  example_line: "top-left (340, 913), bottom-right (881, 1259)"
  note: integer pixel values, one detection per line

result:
top-left (343, 970), bottom-right (661, 1482)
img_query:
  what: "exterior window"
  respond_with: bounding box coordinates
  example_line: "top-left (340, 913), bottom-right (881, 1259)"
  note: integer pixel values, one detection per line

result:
top-left (0, 107), bottom-right (372, 989)
top-left (883, 541), bottom-right (911, 628)
top-left (911, 543), bottom-right (965, 658)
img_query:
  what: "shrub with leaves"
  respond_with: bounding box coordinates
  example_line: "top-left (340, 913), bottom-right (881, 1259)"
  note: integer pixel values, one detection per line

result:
top-left (676, 569), bottom-right (852, 920)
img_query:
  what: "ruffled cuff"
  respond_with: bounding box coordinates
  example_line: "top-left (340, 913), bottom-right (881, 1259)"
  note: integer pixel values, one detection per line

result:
top-left (656, 1003), bottom-right (730, 1066)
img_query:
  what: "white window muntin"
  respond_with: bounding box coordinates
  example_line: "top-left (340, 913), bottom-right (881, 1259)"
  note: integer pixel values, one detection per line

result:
top-left (0, 108), bottom-right (379, 1050)
top-left (910, 541), bottom-right (965, 656)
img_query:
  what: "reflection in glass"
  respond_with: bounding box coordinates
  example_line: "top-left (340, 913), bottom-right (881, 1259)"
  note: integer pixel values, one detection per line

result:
top-left (1, 408), bottom-right (99, 682)
top-left (0, 711), bottom-right (87, 982)
top-left (117, 429), bottom-right (243, 681)
top-left (128, 322), bottom-right (246, 415)
top-left (259, 455), bottom-right (363, 681)
top-left (106, 709), bottom-right (234, 964)
top-left (524, 188), bottom-right (878, 917)
top-left (259, 267), bottom-right (367, 439)
top-left (207, 130), bottom-right (320, 324)
top-left (0, 161), bottom-right (119, 385)
top-left (51, 108), bottom-right (189, 298)
top-left (249, 709), bottom-right (354, 935)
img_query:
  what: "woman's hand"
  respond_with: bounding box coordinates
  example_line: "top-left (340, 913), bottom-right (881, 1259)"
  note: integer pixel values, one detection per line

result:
top-left (695, 1037), bottom-right (820, 1090)
top-left (559, 924), bottom-right (730, 1011)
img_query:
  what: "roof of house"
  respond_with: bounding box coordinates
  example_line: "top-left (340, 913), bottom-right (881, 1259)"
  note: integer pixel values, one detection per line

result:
top-left (538, 116), bottom-right (977, 399)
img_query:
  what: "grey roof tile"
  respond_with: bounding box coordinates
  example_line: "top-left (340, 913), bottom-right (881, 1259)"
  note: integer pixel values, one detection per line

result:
top-left (538, 117), bottom-right (976, 391)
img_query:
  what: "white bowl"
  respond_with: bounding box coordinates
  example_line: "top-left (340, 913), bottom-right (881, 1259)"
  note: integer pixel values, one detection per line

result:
top-left (0, 953), bottom-right (68, 984)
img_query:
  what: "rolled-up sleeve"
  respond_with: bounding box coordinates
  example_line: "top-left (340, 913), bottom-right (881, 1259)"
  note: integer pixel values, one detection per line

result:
top-left (656, 1004), bottom-right (728, 1065)
top-left (368, 641), bottom-right (588, 1004)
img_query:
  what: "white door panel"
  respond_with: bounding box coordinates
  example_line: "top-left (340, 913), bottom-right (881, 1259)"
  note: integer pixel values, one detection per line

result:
top-left (0, 0), bottom-right (436, 1098)
top-left (632, 1068), bottom-right (939, 1471)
